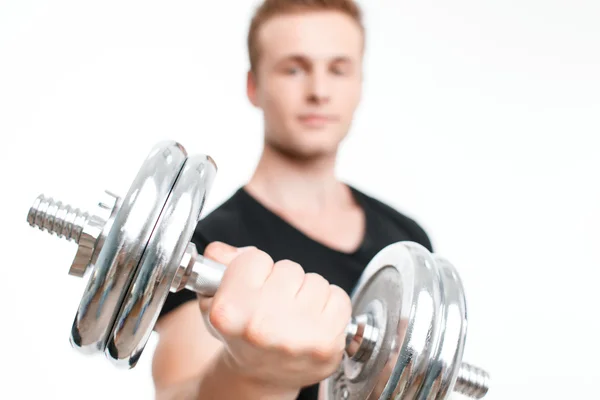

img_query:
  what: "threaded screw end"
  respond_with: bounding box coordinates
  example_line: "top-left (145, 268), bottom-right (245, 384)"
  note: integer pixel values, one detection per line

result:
top-left (454, 362), bottom-right (491, 398)
top-left (27, 194), bottom-right (90, 243)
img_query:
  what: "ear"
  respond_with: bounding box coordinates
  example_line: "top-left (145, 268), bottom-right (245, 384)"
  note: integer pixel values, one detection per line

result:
top-left (246, 69), bottom-right (260, 108)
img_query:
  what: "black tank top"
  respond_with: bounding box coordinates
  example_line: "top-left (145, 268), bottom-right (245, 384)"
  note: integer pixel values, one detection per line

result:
top-left (158, 186), bottom-right (433, 400)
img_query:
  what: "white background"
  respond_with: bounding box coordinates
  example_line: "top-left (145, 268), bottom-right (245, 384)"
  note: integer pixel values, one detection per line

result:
top-left (1, 0), bottom-right (599, 399)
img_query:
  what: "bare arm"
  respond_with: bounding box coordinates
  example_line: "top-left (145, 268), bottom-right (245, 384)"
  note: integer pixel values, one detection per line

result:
top-left (152, 301), bottom-right (300, 400)
top-left (151, 300), bottom-right (219, 399)
top-left (152, 241), bottom-right (311, 400)
top-left (151, 242), bottom-right (350, 400)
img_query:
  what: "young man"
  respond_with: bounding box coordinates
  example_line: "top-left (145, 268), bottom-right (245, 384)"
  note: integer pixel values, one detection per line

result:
top-left (152, 1), bottom-right (433, 399)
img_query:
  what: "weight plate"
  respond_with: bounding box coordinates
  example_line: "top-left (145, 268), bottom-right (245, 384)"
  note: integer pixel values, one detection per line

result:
top-left (69, 190), bottom-right (120, 278)
top-left (70, 141), bottom-right (187, 354)
top-left (105, 153), bottom-right (217, 368)
top-left (420, 256), bottom-right (467, 399)
top-left (322, 241), bottom-right (443, 400)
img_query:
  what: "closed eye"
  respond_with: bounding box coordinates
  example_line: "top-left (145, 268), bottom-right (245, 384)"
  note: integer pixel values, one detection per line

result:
top-left (284, 65), bottom-right (304, 75)
top-left (331, 58), bottom-right (353, 76)
top-left (275, 55), bottom-right (355, 76)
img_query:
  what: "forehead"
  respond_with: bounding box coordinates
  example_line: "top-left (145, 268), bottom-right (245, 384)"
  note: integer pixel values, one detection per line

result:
top-left (257, 11), bottom-right (363, 63)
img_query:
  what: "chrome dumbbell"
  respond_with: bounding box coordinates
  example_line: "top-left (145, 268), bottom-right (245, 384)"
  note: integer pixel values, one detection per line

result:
top-left (27, 141), bottom-right (490, 399)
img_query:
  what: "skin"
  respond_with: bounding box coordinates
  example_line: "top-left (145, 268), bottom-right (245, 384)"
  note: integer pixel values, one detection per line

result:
top-left (244, 10), bottom-right (365, 254)
top-left (152, 10), bottom-right (366, 400)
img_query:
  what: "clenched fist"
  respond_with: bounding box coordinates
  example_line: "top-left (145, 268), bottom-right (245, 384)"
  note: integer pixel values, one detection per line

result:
top-left (198, 241), bottom-right (352, 392)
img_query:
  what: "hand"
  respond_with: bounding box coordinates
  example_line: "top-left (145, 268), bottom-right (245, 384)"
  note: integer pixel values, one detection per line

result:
top-left (198, 242), bottom-right (352, 393)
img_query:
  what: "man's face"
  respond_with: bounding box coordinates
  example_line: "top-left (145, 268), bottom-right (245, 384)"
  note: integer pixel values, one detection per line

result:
top-left (247, 11), bottom-right (364, 161)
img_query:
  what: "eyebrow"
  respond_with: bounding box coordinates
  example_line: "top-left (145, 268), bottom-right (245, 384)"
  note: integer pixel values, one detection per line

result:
top-left (276, 54), bottom-right (354, 67)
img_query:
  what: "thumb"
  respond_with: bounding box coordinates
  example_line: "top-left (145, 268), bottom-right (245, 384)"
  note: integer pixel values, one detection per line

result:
top-left (197, 241), bottom-right (254, 313)
top-left (196, 241), bottom-right (254, 341)
top-left (203, 241), bottom-right (254, 266)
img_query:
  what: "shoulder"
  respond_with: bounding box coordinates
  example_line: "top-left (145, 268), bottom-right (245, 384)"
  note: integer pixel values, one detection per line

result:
top-left (351, 186), bottom-right (435, 253)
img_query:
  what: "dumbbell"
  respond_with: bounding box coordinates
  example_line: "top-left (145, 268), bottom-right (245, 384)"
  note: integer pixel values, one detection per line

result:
top-left (26, 141), bottom-right (490, 400)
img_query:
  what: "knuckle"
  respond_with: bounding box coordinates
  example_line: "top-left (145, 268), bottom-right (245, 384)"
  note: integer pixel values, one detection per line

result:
top-left (241, 248), bottom-right (274, 269)
top-left (243, 317), bottom-right (271, 348)
top-left (203, 241), bottom-right (223, 256)
top-left (203, 241), bottom-right (233, 262)
top-left (227, 247), bottom-right (274, 281)
top-left (329, 284), bottom-right (351, 307)
top-left (274, 259), bottom-right (306, 280)
top-left (311, 342), bottom-right (339, 363)
top-left (201, 312), bottom-right (223, 339)
top-left (208, 301), bottom-right (238, 336)
top-left (275, 259), bottom-right (304, 273)
top-left (278, 342), bottom-right (302, 358)
top-left (304, 272), bottom-right (330, 288)
top-left (254, 248), bottom-right (275, 265)
top-left (301, 274), bottom-right (331, 303)
top-left (323, 350), bottom-right (345, 374)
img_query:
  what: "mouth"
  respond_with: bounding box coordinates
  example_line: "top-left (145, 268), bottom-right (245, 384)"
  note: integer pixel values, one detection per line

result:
top-left (297, 113), bottom-right (339, 128)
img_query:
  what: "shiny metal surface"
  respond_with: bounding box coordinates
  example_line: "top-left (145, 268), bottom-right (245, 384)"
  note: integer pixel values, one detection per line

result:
top-left (324, 242), bottom-right (429, 400)
top-left (184, 253), bottom-right (227, 295)
top-left (169, 248), bottom-right (240, 296)
top-left (70, 141), bottom-right (187, 354)
top-left (454, 362), bottom-right (491, 398)
top-left (27, 194), bottom-right (90, 242)
top-left (26, 190), bottom-right (120, 277)
top-left (105, 154), bottom-right (217, 368)
top-left (70, 191), bottom-right (120, 277)
top-left (170, 242), bottom-right (199, 293)
top-left (177, 239), bottom-right (491, 399)
top-left (432, 257), bottom-right (489, 399)
top-left (418, 256), bottom-right (467, 400)
top-left (166, 239), bottom-right (482, 399)
top-left (320, 242), bottom-right (491, 400)
top-left (345, 311), bottom-right (381, 362)
top-left (342, 299), bottom-right (386, 384)
top-left (25, 139), bottom-right (491, 397)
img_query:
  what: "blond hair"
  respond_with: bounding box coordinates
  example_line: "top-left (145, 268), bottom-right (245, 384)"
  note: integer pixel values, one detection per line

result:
top-left (247, 0), bottom-right (365, 72)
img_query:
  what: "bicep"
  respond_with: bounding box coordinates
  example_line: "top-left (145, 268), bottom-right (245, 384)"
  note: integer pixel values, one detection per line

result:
top-left (152, 300), bottom-right (223, 392)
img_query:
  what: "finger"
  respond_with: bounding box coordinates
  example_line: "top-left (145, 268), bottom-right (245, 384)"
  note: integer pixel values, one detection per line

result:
top-left (260, 260), bottom-right (306, 304)
top-left (294, 272), bottom-right (331, 313)
top-left (208, 248), bottom-right (275, 337)
top-left (316, 285), bottom-right (352, 359)
top-left (199, 301), bottom-right (225, 341)
top-left (203, 241), bottom-right (254, 266)
top-left (240, 260), bottom-right (305, 348)
top-left (321, 284), bottom-right (352, 329)
top-left (222, 248), bottom-right (275, 294)
top-left (197, 242), bottom-right (254, 311)
top-left (255, 260), bottom-right (305, 321)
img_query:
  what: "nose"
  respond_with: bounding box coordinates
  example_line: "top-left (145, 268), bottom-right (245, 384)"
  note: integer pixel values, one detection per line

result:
top-left (306, 68), bottom-right (331, 105)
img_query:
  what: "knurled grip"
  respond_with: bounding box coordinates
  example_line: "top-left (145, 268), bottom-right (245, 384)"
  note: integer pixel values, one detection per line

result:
top-left (185, 254), bottom-right (227, 296)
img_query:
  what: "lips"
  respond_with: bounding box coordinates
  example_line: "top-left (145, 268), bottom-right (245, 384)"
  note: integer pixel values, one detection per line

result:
top-left (298, 114), bottom-right (338, 127)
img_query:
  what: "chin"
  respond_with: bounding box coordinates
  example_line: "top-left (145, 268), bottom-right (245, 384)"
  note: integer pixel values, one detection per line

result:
top-left (269, 136), bottom-right (340, 161)
top-left (265, 124), bottom-right (349, 161)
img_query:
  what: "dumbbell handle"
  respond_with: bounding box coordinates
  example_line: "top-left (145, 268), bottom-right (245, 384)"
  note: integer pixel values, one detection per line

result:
top-left (183, 253), bottom-right (226, 296)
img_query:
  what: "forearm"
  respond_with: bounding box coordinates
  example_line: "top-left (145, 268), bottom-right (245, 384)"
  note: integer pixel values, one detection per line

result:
top-left (156, 351), bottom-right (300, 400)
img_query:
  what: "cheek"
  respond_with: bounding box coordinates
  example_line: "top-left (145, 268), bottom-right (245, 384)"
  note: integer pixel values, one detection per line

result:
top-left (265, 82), bottom-right (299, 117)
top-left (338, 83), bottom-right (362, 115)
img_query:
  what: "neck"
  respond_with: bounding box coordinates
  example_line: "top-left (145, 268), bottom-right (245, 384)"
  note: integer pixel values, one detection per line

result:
top-left (245, 143), bottom-right (351, 214)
